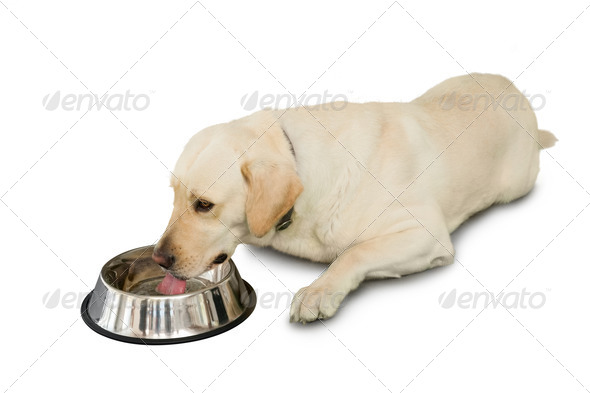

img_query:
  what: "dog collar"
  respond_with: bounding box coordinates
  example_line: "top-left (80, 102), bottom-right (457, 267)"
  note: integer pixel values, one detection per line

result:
top-left (276, 128), bottom-right (296, 232)
top-left (276, 207), bottom-right (294, 231)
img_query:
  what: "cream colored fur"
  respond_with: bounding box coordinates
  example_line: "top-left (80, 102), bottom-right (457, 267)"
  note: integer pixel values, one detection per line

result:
top-left (155, 73), bottom-right (555, 323)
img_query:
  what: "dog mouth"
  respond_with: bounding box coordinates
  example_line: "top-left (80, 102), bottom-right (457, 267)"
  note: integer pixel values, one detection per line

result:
top-left (155, 254), bottom-right (228, 295)
top-left (212, 253), bottom-right (228, 264)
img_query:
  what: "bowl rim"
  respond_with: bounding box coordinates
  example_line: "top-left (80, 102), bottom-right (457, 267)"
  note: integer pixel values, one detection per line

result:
top-left (99, 245), bottom-right (236, 300)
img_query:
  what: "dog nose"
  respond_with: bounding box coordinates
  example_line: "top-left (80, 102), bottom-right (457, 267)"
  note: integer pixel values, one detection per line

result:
top-left (152, 249), bottom-right (175, 269)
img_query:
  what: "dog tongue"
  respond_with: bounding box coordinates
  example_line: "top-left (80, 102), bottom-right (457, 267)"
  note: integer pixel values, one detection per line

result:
top-left (156, 272), bottom-right (187, 295)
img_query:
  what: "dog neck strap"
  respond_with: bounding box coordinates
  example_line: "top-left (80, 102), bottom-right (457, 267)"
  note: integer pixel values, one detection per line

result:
top-left (276, 207), bottom-right (294, 231)
top-left (276, 128), bottom-right (296, 232)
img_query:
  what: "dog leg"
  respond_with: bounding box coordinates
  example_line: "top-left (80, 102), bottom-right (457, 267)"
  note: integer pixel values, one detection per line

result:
top-left (289, 219), bottom-right (454, 323)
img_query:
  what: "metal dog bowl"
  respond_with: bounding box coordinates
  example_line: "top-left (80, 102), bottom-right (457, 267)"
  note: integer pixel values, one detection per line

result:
top-left (81, 245), bottom-right (256, 344)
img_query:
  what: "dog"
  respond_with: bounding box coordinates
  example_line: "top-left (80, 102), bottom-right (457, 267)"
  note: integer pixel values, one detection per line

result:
top-left (152, 73), bottom-right (556, 323)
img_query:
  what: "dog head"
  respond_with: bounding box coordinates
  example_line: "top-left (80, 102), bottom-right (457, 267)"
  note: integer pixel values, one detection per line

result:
top-left (153, 113), bottom-right (302, 279)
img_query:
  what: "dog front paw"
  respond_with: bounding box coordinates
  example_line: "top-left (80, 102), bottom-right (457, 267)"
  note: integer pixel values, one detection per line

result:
top-left (289, 285), bottom-right (347, 323)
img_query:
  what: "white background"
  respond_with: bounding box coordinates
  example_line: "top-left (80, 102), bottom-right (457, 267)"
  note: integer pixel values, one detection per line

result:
top-left (1, 0), bottom-right (589, 392)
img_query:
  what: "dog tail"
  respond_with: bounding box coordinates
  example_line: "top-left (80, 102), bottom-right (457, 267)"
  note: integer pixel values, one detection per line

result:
top-left (538, 129), bottom-right (557, 149)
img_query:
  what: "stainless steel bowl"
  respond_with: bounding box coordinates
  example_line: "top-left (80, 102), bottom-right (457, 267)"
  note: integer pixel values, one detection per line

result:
top-left (81, 245), bottom-right (256, 344)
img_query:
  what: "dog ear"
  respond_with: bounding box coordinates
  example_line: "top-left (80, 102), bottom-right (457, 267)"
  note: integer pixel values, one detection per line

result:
top-left (241, 161), bottom-right (303, 237)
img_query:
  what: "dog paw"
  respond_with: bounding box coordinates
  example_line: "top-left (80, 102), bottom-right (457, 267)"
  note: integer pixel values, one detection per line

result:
top-left (289, 285), bottom-right (347, 324)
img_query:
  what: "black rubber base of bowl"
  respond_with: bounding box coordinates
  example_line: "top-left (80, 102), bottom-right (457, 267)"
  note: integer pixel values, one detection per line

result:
top-left (80, 281), bottom-right (256, 345)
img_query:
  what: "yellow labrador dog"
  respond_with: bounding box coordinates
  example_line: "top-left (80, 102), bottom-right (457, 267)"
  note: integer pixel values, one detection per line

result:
top-left (152, 73), bottom-right (556, 323)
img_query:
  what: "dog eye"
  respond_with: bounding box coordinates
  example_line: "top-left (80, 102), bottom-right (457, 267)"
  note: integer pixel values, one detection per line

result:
top-left (194, 199), bottom-right (214, 212)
